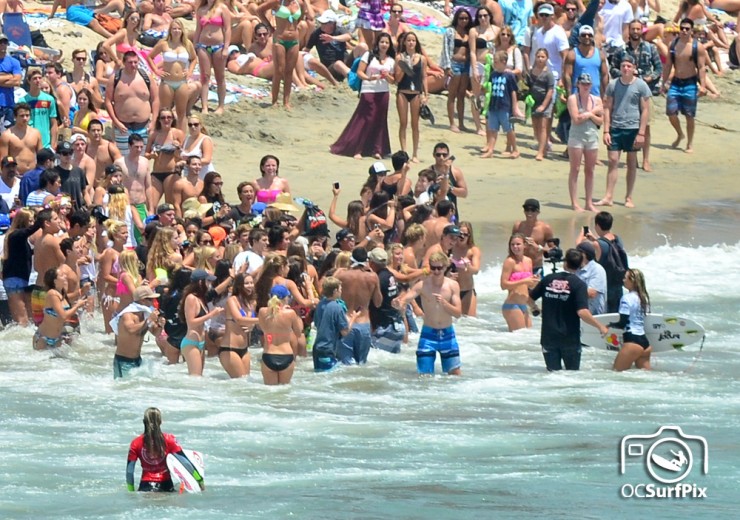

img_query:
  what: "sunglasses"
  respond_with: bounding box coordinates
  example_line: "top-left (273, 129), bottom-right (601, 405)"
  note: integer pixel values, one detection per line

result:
top-left (200, 240), bottom-right (213, 245)
top-left (524, 206), bottom-right (538, 212)
top-left (74, 56), bottom-right (87, 61)
top-left (538, 13), bottom-right (552, 18)
top-left (566, 7), bottom-right (577, 11)
top-left (59, 151), bottom-right (73, 156)
top-left (392, 9), bottom-right (403, 14)
top-left (459, 233), bottom-right (470, 238)
top-left (160, 115), bottom-right (173, 120)
top-left (429, 265), bottom-right (445, 272)
top-left (435, 152), bottom-right (448, 158)
top-left (188, 122), bottom-right (200, 127)
top-left (680, 26), bottom-right (692, 32)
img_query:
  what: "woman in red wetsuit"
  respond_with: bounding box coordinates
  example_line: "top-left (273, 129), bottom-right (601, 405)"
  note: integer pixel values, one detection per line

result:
top-left (126, 407), bottom-right (204, 492)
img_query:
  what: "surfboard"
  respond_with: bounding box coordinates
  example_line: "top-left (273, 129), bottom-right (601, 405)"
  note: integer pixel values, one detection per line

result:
top-left (580, 314), bottom-right (705, 353)
top-left (166, 449), bottom-right (205, 494)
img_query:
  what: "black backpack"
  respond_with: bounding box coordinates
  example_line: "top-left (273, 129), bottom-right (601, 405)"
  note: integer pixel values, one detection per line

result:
top-left (300, 199), bottom-right (329, 238)
top-left (113, 66), bottom-right (152, 95)
top-left (598, 236), bottom-right (629, 289)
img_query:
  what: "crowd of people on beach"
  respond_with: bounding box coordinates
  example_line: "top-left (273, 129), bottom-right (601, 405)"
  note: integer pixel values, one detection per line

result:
top-left (0, 0), bottom-right (730, 383)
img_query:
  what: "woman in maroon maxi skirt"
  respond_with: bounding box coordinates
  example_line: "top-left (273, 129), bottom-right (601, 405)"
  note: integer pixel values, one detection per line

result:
top-left (330, 32), bottom-right (396, 159)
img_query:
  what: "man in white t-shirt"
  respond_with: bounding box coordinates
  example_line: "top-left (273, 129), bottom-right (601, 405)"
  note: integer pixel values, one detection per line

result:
top-left (600, 0), bottom-right (634, 49)
top-left (526, 4), bottom-right (569, 82)
top-left (0, 155), bottom-right (20, 210)
top-left (233, 228), bottom-right (268, 275)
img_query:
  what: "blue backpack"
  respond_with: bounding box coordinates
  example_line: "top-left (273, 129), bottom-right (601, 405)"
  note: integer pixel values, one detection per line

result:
top-left (347, 57), bottom-right (362, 92)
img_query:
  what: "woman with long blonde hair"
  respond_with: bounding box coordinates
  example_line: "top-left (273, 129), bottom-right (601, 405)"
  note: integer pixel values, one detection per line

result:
top-left (116, 250), bottom-right (145, 311)
top-left (146, 227), bottom-right (183, 282)
top-left (106, 185), bottom-right (143, 248)
top-left (192, 245), bottom-right (220, 272)
top-left (500, 233), bottom-right (537, 331)
top-left (146, 18), bottom-right (201, 132)
top-left (257, 284), bottom-right (302, 384)
top-left (99, 219), bottom-right (129, 333)
top-left (179, 269), bottom-right (223, 375)
top-left (610, 268), bottom-right (653, 371)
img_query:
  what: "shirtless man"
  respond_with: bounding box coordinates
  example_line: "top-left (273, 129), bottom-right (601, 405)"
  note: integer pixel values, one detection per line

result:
top-left (661, 18), bottom-right (707, 153)
top-left (171, 156), bottom-right (204, 215)
top-left (143, 0), bottom-right (174, 39)
top-left (0, 103), bottom-right (43, 174)
top-left (511, 198), bottom-right (554, 277)
top-left (113, 286), bottom-right (163, 379)
top-left (248, 23), bottom-right (274, 61)
top-left (334, 247), bottom-right (382, 365)
top-left (67, 49), bottom-right (103, 108)
top-left (105, 50), bottom-right (159, 155)
top-left (423, 223), bottom-right (460, 269)
top-left (393, 251), bottom-right (462, 376)
top-left (422, 199), bottom-right (456, 258)
top-left (71, 133), bottom-right (97, 189)
top-left (32, 209), bottom-right (65, 326)
top-left (116, 133), bottom-right (154, 241)
top-left (58, 237), bottom-right (82, 306)
top-left (86, 119), bottom-right (122, 187)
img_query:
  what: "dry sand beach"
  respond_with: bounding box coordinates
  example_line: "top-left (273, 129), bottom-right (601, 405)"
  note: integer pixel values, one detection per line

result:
top-left (31, 0), bottom-right (740, 249)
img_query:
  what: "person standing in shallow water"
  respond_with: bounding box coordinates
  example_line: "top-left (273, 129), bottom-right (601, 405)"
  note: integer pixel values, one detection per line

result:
top-left (393, 251), bottom-right (463, 376)
top-left (127, 407), bottom-right (204, 492)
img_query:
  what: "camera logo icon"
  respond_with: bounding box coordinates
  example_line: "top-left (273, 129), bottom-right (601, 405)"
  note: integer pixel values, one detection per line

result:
top-left (620, 426), bottom-right (708, 484)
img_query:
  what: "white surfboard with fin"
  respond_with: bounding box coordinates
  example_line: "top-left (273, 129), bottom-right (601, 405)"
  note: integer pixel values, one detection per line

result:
top-left (166, 449), bottom-right (205, 494)
top-left (580, 314), bottom-right (705, 353)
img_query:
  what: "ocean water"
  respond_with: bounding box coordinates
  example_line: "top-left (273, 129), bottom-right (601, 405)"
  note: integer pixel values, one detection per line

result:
top-left (1, 239), bottom-right (739, 519)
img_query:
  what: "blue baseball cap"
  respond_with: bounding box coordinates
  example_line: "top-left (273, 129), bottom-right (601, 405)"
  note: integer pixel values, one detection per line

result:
top-left (270, 284), bottom-right (291, 299)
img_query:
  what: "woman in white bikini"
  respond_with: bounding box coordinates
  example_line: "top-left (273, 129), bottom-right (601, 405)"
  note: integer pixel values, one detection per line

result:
top-left (146, 19), bottom-right (201, 133)
top-left (180, 115), bottom-right (215, 180)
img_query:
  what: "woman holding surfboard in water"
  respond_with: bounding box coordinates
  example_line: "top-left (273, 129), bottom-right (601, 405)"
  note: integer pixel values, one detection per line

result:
top-left (608, 269), bottom-right (653, 372)
top-left (127, 408), bottom-right (204, 492)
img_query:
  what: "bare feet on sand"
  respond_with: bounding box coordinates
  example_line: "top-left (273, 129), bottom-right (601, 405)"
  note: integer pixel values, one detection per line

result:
top-left (353, 154), bottom-right (362, 160)
top-left (510, 150), bottom-right (520, 159)
top-left (685, 144), bottom-right (694, 154)
top-left (572, 205), bottom-right (585, 212)
top-left (594, 199), bottom-right (613, 207)
top-left (625, 198), bottom-right (635, 208)
top-left (411, 156), bottom-right (420, 163)
top-left (585, 204), bottom-right (597, 212)
top-left (642, 161), bottom-right (652, 172)
top-left (450, 125), bottom-right (461, 133)
top-left (480, 151), bottom-right (493, 158)
top-left (535, 154), bottom-right (543, 161)
top-left (671, 133), bottom-right (685, 148)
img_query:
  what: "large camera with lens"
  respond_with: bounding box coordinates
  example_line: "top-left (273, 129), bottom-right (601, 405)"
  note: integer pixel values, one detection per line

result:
top-left (544, 238), bottom-right (563, 262)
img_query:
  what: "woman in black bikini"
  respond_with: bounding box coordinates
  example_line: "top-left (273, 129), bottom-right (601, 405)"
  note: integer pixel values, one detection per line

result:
top-left (395, 32), bottom-right (429, 163)
top-left (146, 108), bottom-right (184, 207)
top-left (450, 221), bottom-right (481, 317)
top-left (440, 9), bottom-right (472, 133)
top-left (258, 284), bottom-right (303, 385)
top-left (219, 272), bottom-right (259, 378)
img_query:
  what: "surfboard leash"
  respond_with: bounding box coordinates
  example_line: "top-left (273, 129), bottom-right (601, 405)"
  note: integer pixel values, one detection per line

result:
top-left (681, 334), bottom-right (705, 374)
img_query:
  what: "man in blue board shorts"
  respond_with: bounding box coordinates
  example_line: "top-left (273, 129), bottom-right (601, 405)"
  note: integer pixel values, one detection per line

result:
top-left (393, 251), bottom-right (463, 376)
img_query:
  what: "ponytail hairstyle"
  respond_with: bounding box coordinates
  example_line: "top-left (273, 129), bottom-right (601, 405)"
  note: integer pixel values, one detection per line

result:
top-left (627, 268), bottom-right (650, 313)
top-left (104, 219), bottom-right (127, 243)
top-left (142, 407), bottom-right (166, 459)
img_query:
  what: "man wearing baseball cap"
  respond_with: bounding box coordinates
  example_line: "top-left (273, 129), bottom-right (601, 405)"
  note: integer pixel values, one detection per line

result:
top-left (0, 33), bottom-right (21, 129)
top-left (512, 198), bottom-right (554, 277)
top-left (525, 4), bottom-right (569, 84)
top-left (113, 285), bottom-right (163, 379)
top-left (368, 248), bottom-right (405, 354)
top-left (0, 155), bottom-right (19, 210)
top-left (53, 140), bottom-right (90, 209)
